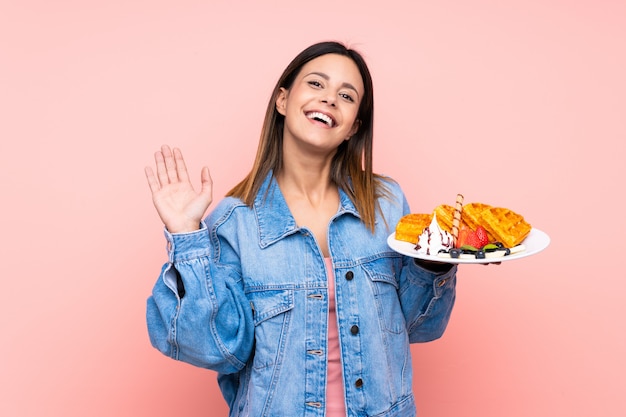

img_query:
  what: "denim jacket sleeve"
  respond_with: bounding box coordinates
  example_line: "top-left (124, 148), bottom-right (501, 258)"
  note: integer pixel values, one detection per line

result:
top-left (399, 258), bottom-right (457, 343)
top-left (146, 221), bottom-right (254, 375)
top-left (391, 186), bottom-right (457, 343)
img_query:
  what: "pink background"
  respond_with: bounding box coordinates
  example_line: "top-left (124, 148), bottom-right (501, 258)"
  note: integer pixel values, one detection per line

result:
top-left (2, 1), bottom-right (625, 416)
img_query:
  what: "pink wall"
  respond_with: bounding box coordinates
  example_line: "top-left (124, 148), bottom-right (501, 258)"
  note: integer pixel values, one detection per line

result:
top-left (1, 1), bottom-right (624, 416)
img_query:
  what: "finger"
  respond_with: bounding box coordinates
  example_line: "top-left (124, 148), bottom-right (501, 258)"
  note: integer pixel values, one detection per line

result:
top-left (161, 145), bottom-right (179, 182)
top-left (154, 150), bottom-right (169, 186)
top-left (144, 167), bottom-right (161, 193)
top-left (200, 166), bottom-right (213, 200)
top-left (173, 148), bottom-right (190, 183)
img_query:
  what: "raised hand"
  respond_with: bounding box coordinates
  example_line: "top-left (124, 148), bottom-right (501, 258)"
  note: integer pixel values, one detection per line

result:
top-left (145, 145), bottom-right (213, 233)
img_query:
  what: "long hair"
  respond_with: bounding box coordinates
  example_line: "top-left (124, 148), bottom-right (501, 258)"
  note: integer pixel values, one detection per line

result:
top-left (227, 41), bottom-right (390, 232)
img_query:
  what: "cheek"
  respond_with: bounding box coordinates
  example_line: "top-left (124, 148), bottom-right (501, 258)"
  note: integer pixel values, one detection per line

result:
top-left (345, 110), bottom-right (359, 129)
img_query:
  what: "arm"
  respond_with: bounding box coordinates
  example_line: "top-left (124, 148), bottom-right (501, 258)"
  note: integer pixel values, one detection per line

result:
top-left (398, 258), bottom-right (457, 343)
top-left (391, 183), bottom-right (457, 342)
top-left (144, 145), bottom-right (254, 373)
top-left (146, 223), bottom-right (254, 374)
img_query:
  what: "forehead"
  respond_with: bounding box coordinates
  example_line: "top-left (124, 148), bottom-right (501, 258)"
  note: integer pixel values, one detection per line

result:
top-left (299, 54), bottom-right (365, 94)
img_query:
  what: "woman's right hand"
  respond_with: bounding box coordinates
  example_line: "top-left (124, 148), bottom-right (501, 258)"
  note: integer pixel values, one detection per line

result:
top-left (145, 145), bottom-right (213, 233)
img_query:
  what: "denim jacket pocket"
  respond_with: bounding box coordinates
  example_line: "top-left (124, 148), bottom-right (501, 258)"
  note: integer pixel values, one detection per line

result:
top-left (246, 288), bottom-right (295, 370)
top-left (363, 261), bottom-right (406, 334)
top-left (247, 289), bottom-right (294, 325)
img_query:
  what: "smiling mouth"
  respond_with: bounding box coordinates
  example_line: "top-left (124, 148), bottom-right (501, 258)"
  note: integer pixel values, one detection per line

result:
top-left (306, 111), bottom-right (335, 128)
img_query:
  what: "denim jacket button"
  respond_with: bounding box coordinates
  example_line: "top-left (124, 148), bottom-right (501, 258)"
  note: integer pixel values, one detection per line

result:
top-left (350, 325), bottom-right (359, 335)
top-left (355, 378), bottom-right (363, 388)
top-left (437, 279), bottom-right (447, 287)
top-left (345, 271), bottom-right (354, 280)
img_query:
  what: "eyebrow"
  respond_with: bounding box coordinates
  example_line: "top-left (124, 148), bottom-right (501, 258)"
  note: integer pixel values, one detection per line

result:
top-left (306, 71), bottom-right (361, 98)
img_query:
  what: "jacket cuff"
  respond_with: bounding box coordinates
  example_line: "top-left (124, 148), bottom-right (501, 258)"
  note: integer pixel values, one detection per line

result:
top-left (413, 258), bottom-right (455, 273)
top-left (164, 220), bottom-right (211, 262)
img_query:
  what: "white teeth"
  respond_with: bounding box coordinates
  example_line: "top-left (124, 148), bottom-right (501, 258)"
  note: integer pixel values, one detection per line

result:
top-left (306, 112), bottom-right (334, 127)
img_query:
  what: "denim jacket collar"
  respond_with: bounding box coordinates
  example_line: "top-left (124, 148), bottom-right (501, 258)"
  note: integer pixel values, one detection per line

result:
top-left (254, 172), bottom-right (361, 248)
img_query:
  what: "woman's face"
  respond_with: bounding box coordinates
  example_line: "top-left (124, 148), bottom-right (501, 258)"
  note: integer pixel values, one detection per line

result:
top-left (276, 53), bottom-right (364, 157)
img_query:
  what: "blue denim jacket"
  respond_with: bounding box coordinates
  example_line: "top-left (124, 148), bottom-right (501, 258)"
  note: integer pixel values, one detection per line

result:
top-left (147, 173), bottom-right (457, 417)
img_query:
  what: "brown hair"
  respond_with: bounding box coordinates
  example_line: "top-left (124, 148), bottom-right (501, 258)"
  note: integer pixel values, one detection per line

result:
top-left (227, 41), bottom-right (390, 232)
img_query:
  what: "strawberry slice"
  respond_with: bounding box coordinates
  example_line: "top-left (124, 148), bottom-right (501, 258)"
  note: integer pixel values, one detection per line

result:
top-left (456, 227), bottom-right (470, 248)
top-left (464, 231), bottom-right (483, 249)
top-left (475, 226), bottom-right (490, 248)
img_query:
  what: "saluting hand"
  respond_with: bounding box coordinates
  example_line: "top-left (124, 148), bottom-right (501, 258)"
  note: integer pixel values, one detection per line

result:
top-left (144, 145), bottom-right (213, 233)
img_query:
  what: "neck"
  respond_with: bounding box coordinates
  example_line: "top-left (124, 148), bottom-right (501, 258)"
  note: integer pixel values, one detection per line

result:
top-left (277, 143), bottom-right (338, 200)
top-left (277, 163), bottom-right (335, 201)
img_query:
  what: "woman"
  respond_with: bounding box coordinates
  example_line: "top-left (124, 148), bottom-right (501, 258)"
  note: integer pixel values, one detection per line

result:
top-left (145, 41), bottom-right (457, 417)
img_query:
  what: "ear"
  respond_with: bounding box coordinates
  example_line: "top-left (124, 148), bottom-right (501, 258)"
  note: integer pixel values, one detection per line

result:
top-left (275, 87), bottom-right (288, 116)
top-left (346, 119), bottom-right (361, 139)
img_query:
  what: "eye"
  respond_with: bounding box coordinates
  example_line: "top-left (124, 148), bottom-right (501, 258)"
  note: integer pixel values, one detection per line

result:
top-left (340, 92), bottom-right (355, 103)
top-left (307, 80), bottom-right (323, 88)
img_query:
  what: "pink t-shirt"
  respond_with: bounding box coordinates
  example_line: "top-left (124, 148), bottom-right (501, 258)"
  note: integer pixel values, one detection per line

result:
top-left (324, 257), bottom-right (346, 416)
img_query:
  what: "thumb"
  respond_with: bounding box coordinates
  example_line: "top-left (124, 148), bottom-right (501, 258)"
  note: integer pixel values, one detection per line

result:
top-left (200, 166), bottom-right (213, 197)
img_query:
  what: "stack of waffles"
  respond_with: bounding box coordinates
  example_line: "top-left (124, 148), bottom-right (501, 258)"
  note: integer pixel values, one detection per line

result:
top-left (395, 201), bottom-right (531, 248)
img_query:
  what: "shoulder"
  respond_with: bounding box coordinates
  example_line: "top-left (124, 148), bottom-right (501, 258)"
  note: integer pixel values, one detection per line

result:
top-left (205, 196), bottom-right (250, 229)
top-left (376, 174), bottom-right (408, 208)
top-left (376, 174), bottom-right (402, 194)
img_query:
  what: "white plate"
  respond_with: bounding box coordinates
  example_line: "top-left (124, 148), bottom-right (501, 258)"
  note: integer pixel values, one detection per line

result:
top-left (387, 228), bottom-right (550, 264)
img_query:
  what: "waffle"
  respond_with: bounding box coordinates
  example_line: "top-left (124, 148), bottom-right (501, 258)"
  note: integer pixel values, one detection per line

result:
top-left (395, 213), bottom-right (432, 243)
top-left (462, 203), bottom-right (496, 241)
top-left (479, 207), bottom-right (532, 247)
top-left (433, 204), bottom-right (456, 233)
top-left (462, 203), bottom-right (491, 230)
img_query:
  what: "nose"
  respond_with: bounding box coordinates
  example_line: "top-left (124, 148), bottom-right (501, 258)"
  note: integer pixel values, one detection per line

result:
top-left (321, 95), bottom-right (336, 107)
